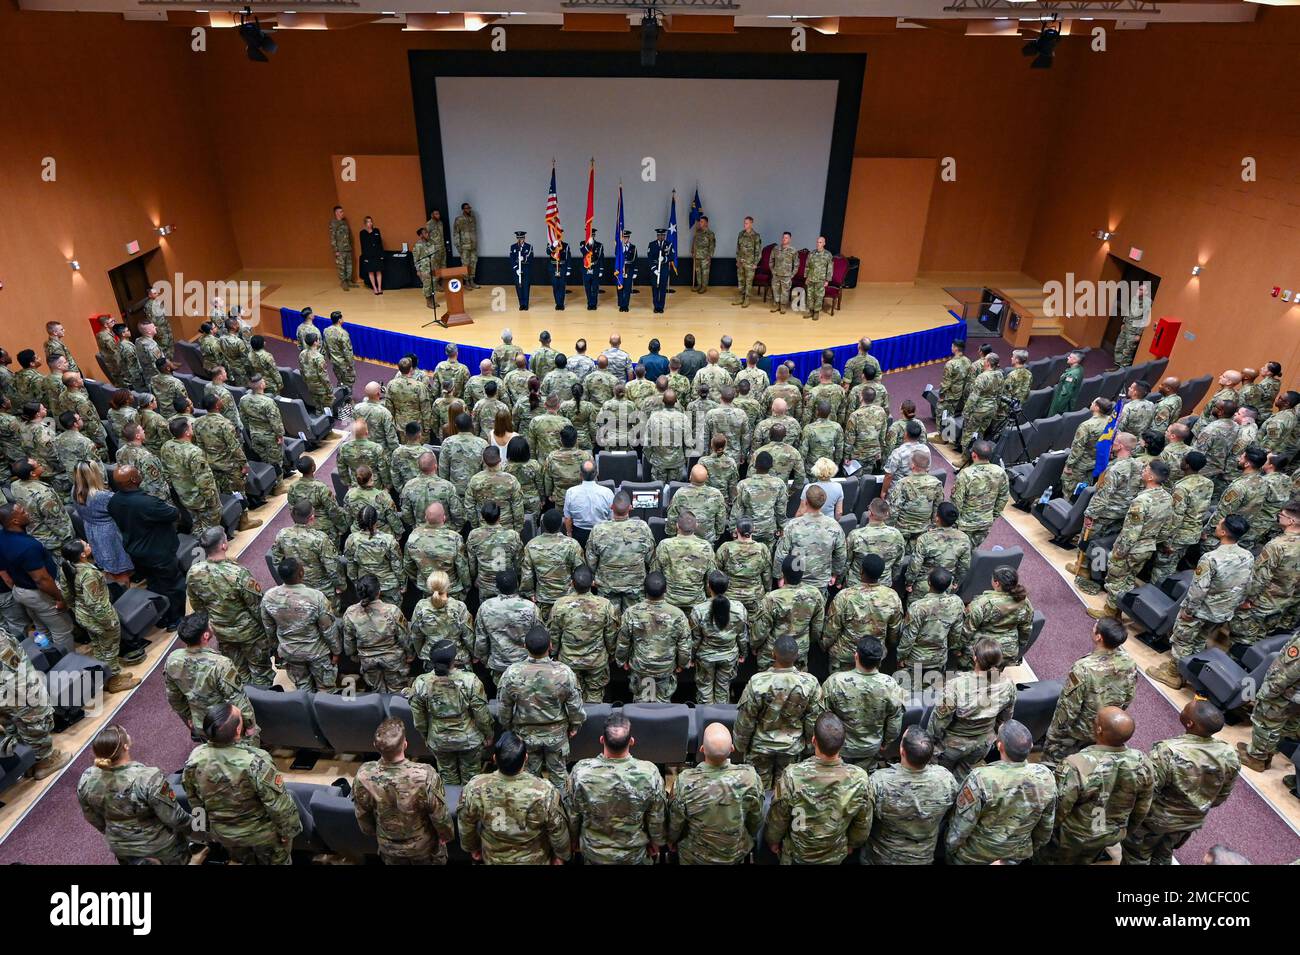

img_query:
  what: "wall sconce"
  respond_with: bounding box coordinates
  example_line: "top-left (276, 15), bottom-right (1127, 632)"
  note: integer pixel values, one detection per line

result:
top-left (156, 225), bottom-right (176, 237)
top-left (68, 260), bottom-right (81, 271)
top-left (1093, 229), bottom-right (1116, 241)
top-left (1191, 265), bottom-right (1204, 276)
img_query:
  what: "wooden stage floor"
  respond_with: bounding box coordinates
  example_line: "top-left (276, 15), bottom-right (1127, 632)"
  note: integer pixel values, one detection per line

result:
top-left (246, 268), bottom-right (1039, 358)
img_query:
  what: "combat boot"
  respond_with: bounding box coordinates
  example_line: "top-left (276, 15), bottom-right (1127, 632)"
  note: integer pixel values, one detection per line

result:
top-left (237, 511), bottom-right (264, 532)
top-left (1086, 603), bottom-right (1118, 619)
top-left (30, 749), bottom-right (71, 780)
top-left (1146, 659), bottom-right (1184, 690)
top-left (341, 281), bottom-right (350, 291)
top-left (770, 299), bottom-right (781, 313)
top-left (811, 310), bottom-right (819, 321)
top-left (1236, 742), bottom-right (1271, 772)
top-left (106, 673), bottom-right (141, 694)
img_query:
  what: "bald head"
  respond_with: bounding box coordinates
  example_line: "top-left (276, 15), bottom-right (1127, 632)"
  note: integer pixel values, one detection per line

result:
top-left (419, 451), bottom-right (437, 474)
top-left (771, 398), bottom-right (788, 417)
top-left (1095, 706), bottom-right (1135, 746)
top-left (700, 723), bottom-right (734, 764)
top-left (364, 382), bottom-right (381, 400)
top-left (689, 464), bottom-right (707, 485)
top-left (352, 419), bottom-right (370, 440)
top-left (425, 502), bottom-right (446, 526)
top-left (116, 465), bottom-right (141, 489)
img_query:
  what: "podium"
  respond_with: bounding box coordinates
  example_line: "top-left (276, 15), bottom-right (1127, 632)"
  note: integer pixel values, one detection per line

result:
top-left (435, 266), bottom-right (473, 328)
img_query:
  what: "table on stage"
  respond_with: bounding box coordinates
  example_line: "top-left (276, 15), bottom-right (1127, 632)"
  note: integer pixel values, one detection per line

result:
top-left (378, 250), bottom-right (420, 290)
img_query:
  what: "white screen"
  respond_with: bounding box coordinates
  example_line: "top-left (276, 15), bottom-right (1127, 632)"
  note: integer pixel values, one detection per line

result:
top-left (435, 76), bottom-right (839, 254)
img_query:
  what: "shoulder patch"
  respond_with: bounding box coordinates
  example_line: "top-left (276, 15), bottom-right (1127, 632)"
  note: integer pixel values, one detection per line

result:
top-left (956, 783), bottom-right (975, 808)
top-left (1288, 646), bottom-right (1298, 659)
top-left (1065, 671), bottom-right (1081, 691)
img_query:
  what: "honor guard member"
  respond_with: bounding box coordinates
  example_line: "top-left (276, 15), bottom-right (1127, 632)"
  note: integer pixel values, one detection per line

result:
top-left (616, 229), bottom-right (637, 312)
top-left (510, 231), bottom-right (533, 311)
top-left (691, 216), bottom-right (715, 293)
top-left (648, 228), bottom-right (672, 314)
top-left (579, 228), bottom-right (604, 311)
top-left (546, 228), bottom-right (571, 310)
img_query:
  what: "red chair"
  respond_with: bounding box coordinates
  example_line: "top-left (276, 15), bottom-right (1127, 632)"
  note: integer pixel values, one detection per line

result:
top-left (822, 256), bottom-right (851, 315)
top-left (792, 249), bottom-right (810, 290)
top-left (753, 243), bottom-right (775, 300)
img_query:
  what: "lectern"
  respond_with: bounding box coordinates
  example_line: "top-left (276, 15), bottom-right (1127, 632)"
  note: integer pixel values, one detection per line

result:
top-left (435, 266), bottom-right (474, 328)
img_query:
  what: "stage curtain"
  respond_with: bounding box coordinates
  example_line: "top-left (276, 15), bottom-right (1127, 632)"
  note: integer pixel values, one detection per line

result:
top-left (280, 307), bottom-right (966, 382)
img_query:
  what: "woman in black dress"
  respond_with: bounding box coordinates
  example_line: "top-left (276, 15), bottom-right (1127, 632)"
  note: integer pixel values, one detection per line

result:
top-left (358, 216), bottom-right (385, 294)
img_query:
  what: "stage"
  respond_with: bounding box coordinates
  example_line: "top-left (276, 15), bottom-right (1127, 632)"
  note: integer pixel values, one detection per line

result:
top-left (245, 268), bottom-right (1037, 376)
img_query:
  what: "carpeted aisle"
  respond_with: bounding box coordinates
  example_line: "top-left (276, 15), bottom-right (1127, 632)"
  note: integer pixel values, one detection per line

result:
top-left (1, 334), bottom-right (1295, 864)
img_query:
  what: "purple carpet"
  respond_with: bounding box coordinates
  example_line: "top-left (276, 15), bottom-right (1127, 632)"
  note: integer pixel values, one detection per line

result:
top-left (2, 335), bottom-right (1295, 865)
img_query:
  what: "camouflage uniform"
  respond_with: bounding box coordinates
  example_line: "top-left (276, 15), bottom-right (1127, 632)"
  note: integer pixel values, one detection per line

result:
top-left (735, 228), bottom-right (762, 306)
top-left (453, 212), bottom-right (478, 282)
top-left (1117, 398), bottom-right (1155, 438)
top-left (691, 226), bottom-right (717, 291)
top-left (766, 755), bottom-right (872, 864)
top-left (938, 354), bottom-right (972, 418)
top-left (617, 596), bottom-right (691, 702)
top-left (652, 534), bottom-right (717, 612)
top-left (437, 432), bottom-right (486, 498)
top-left (945, 760), bottom-right (1057, 864)
top-left (250, 349), bottom-right (282, 396)
top-left (697, 452), bottom-right (739, 504)
top-left (400, 473), bottom-right (465, 531)
top-left (1082, 455), bottom-right (1144, 540)
top-left (667, 759), bottom-right (763, 864)
top-left (1151, 393), bottom-right (1183, 432)
top-left (187, 558), bottom-right (274, 687)
top-left (341, 600), bottom-right (412, 693)
top-left (329, 215), bottom-right (354, 286)
top-left (474, 593), bottom-right (544, 684)
top-left (343, 485), bottom-right (403, 539)
top-left (353, 757), bottom-right (454, 865)
top-left (466, 526), bottom-right (524, 603)
top-left (77, 761), bottom-right (192, 865)
top-left (550, 591), bottom-right (619, 702)
top-left (733, 667), bottom-right (824, 789)
top-left (666, 484), bottom-right (727, 546)
top-left (823, 583), bottom-right (902, 671)
top-left (404, 527), bottom-right (470, 603)
top-left (926, 671), bottom-right (1017, 783)
top-left (728, 475), bottom-right (785, 548)
top-left (286, 477), bottom-right (348, 542)
top-left (715, 539), bottom-right (772, 616)
top-left (271, 525), bottom-right (340, 604)
top-left (163, 645), bottom-right (255, 739)
top-left (751, 583), bottom-right (824, 670)
top-left (67, 562), bottom-right (122, 675)
top-left (644, 407), bottom-right (690, 483)
top-left (12, 478), bottom-right (73, 554)
top-left (887, 473), bottom-right (944, 549)
top-left (464, 468), bottom-right (525, 534)
top-left (845, 404), bottom-right (888, 471)
top-left (753, 441), bottom-right (802, 492)
top-left (1151, 473), bottom-right (1214, 583)
top-left (458, 769), bottom-right (571, 865)
top-left (804, 247), bottom-right (835, 316)
top-left (845, 523), bottom-right (905, 587)
top-left (193, 412), bottom-right (248, 497)
top-left (1206, 471), bottom-right (1268, 550)
top-left (160, 440), bottom-right (222, 535)
top-left (897, 592), bottom-right (964, 683)
top-left (353, 400), bottom-right (399, 453)
top-left (864, 763), bottom-right (959, 865)
top-left (542, 447), bottom-right (592, 507)
top-left (217, 332), bottom-right (252, 387)
top-left (960, 591), bottom-right (1035, 669)
top-left (261, 582), bottom-right (339, 692)
top-left (300, 347), bottom-right (335, 413)
top-left (0, 632), bottom-right (57, 760)
top-left (1041, 647), bottom-right (1138, 766)
top-left (951, 461), bottom-right (1010, 549)
top-left (960, 368), bottom-right (1003, 455)
top-left (907, 527), bottom-right (973, 597)
top-left (1194, 417), bottom-right (1239, 495)
top-left (386, 375), bottom-right (432, 433)
top-left (240, 391), bottom-right (286, 474)
top-left (1100, 485), bottom-right (1174, 609)
top-left (1061, 414), bottom-right (1110, 493)
top-left (498, 656), bottom-right (585, 788)
top-left (1243, 633), bottom-right (1300, 765)
top-left (406, 665), bottom-right (492, 784)
top-left (1230, 533), bottom-right (1300, 648)
top-left (1121, 733), bottom-right (1239, 865)
top-left (343, 530), bottom-right (405, 606)
top-left (1036, 745), bottom-right (1154, 865)
top-left (182, 740), bottom-right (302, 864)
top-left (687, 598), bottom-right (747, 704)
top-left (520, 531), bottom-right (584, 618)
top-left (773, 512), bottom-right (846, 593)
top-left (1168, 543), bottom-right (1253, 659)
top-left (584, 517), bottom-right (655, 611)
top-left (753, 413), bottom-right (801, 450)
top-left (822, 668), bottom-right (906, 771)
top-left (337, 437), bottom-right (390, 490)
top-left (1112, 295), bottom-right (1150, 367)
top-left (565, 753), bottom-right (667, 864)
top-left (799, 419), bottom-right (844, 480)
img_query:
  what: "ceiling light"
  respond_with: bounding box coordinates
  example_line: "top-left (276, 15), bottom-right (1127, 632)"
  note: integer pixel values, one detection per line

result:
top-left (238, 7), bottom-right (278, 62)
top-left (1094, 229), bottom-right (1115, 241)
top-left (1022, 21), bottom-right (1061, 69)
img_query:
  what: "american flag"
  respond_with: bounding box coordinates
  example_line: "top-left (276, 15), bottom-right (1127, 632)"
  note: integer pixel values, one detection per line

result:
top-left (545, 164), bottom-right (562, 263)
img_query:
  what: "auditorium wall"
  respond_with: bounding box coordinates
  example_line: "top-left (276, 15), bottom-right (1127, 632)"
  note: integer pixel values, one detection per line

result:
top-left (0, 8), bottom-right (241, 372)
top-left (1021, 10), bottom-right (1300, 385)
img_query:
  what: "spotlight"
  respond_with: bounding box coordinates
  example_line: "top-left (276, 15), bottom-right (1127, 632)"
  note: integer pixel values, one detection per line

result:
top-left (640, 8), bottom-right (659, 68)
top-left (1191, 265), bottom-right (1204, 276)
top-left (1093, 229), bottom-right (1115, 241)
top-left (156, 224), bottom-right (176, 237)
top-left (1022, 22), bottom-right (1061, 69)
top-left (238, 7), bottom-right (278, 62)
top-left (69, 260), bottom-right (81, 271)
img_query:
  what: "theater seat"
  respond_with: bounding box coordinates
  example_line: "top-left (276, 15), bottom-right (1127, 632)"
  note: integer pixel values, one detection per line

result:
top-left (1178, 649), bottom-right (1276, 715)
top-left (244, 460), bottom-right (280, 505)
top-left (753, 244), bottom-right (775, 300)
top-left (596, 451), bottom-right (640, 486)
top-left (276, 396), bottom-right (332, 447)
top-left (0, 744), bottom-right (37, 799)
top-left (1035, 485), bottom-right (1095, 546)
top-left (620, 481), bottom-right (665, 519)
top-left (312, 692), bottom-right (388, 754)
top-left (177, 534), bottom-right (199, 574)
top-left (265, 554), bottom-right (284, 585)
top-left (622, 702), bottom-right (691, 765)
top-left (310, 789), bottom-right (377, 861)
top-left (21, 636), bottom-right (63, 674)
top-left (47, 653), bottom-right (110, 730)
top-left (1240, 634), bottom-right (1293, 671)
top-left (384, 694), bottom-right (433, 760)
top-left (246, 686), bottom-right (331, 752)
top-left (1025, 610), bottom-right (1047, 657)
top-left (284, 782), bottom-right (327, 853)
top-left (1010, 449), bottom-right (1067, 508)
top-left (570, 702), bottom-right (613, 762)
top-left (176, 340), bottom-right (208, 379)
top-left (1120, 570), bottom-right (1192, 649)
top-left (957, 546), bottom-right (1023, 604)
top-left (1013, 680), bottom-right (1062, 743)
top-left (113, 587), bottom-right (169, 642)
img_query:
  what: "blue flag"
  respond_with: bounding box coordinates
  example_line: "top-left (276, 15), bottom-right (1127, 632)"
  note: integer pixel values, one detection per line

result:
top-left (614, 184), bottom-right (626, 290)
top-left (668, 191), bottom-right (679, 274)
top-left (689, 188), bottom-right (703, 229)
top-left (1092, 397), bottom-right (1126, 480)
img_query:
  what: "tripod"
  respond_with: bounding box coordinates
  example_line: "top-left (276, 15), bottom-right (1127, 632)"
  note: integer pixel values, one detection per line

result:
top-left (420, 293), bottom-right (442, 328)
top-left (988, 401), bottom-right (1039, 466)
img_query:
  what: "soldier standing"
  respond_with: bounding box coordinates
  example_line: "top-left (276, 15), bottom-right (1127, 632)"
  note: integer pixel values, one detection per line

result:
top-left (182, 703), bottom-right (302, 864)
top-left (583, 493), bottom-right (655, 611)
top-left (1060, 398), bottom-right (1114, 495)
top-left (1121, 700), bottom-right (1240, 865)
top-left (821, 636), bottom-right (906, 772)
top-left (767, 232), bottom-right (797, 314)
top-left (864, 726), bottom-right (959, 865)
top-left (765, 712), bottom-right (872, 864)
top-left (945, 721), bottom-right (1057, 865)
top-left (0, 627), bottom-right (67, 778)
top-left (1042, 618), bottom-right (1137, 766)
top-left (240, 376), bottom-right (289, 483)
top-left (1229, 499), bottom-right (1300, 655)
top-left (425, 208), bottom-right (448, 289)
top-left (687, 570), bottom-right (747, 705)
top-left (579, 228), bottom-right (603, 310)
top-left (354, 718), bottom-right (454, 865)
top-left (617, 571), bottom-right (691, 702)
top-left (1048, 350), bottom-right (1086, 417)
top-left (952, 440), bottom-right (1010, 548)
top-left (668, 722), bottom-right (763, 864)
top-left (164, 612), bottom-right (257, 741)
top-left (734, 635), bottom-right (824, 789)
top-left (474, 568), bottom-right (545, 686)
top-left (961, 352), bottom-right (1004, 460)
top-left (614, 229), bottom-right (637, 312)
top-left (938, 339), bottom-right (972, 422)
top-left (509, 231), bottom-right (533, 310)
top-left (824, 555), bottom-right (902, 671)
top-left (751, 556), bottom-right (824, 670)
top-left (458, 733), bottom-right (571, 865)
top-left (340, 575), bottom-right (413, 692)
top-left (329, 205), bottom-right (355, 291)
top-left (519, 508), bottom-right (584, 618)
top-left (565, 712), bottom-right (667, 864)
top-left (804, 236), bottom-right (834, 320)
top-left (652, 512), bottom-right (718, 612)
top-left (646, 227), bottom-right (671, 314)
top-left (413, 227), bottom-right (437, 309)
top-left (1112, 281), bottom-right (1151, 368)
top-left (497, 626), bottom-right (585, 789)
top-left (407, 640), bottom-right (492, 784)
top-left (143, 284), bottom-right (175, 358)
top-left (1237, 630), bottom-right (1300, 774)
top-left (260, 558), bottom-right (339, 693)
top-left (927, 639), bottom-right (1016, 782)
top-left (1091, 459), bottom-right (1175, 615)
top-left (549, 566), bottom-right (619, 703)
top-left (299, 332), bottom-right (336, 418)
top-left (690, 216), bottom-right (716, 293)
top-left (187, 528), bottom-right (274, 687)
top-left (452, 201), bottom-right (479, 288)
top-left (733, 216), bottom-right (762, 308)
top-left (77, 725), bottom-right (193, 865)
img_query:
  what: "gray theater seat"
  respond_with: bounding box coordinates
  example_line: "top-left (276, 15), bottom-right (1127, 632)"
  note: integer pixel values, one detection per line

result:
top-left (177, 533), bottom-right (199, 574)
top-left (838, 514), bottom-right (858, 536)
top-left (1025, 414), bottom-right (1064, 459)
top-left (1025, 610), bottom-right (1047, 657)
top-left (176, 340), bottom-right (207, 378)
top-left (283, 782), bottom-right (328, 853)
top-left (1074, 374), bottom-right (1104, 412)
top-left (569, 702), bottom-right (614, 762)
top-left (596, 451), bottom-right (640, 485)
top-left (1035, 485), bottom-right (1095, 545)
top-left (649, 516), bottom-right (667, 543)
top-left (113, 586), bottom-right (169, 642)
top-left (856, 474), bottom-right (883, 521)
top-left (244, 460), bottom-right (279, 504)
top-left (311, 692), bottom-right (389, 754)
top-left (1144, 358), bottom-right (1169, 385)
top-left (928, 467), bottom-right (948, 491)
top-left (310, 789), bottom-right (377, 861)
top-left (1119, 570), bottom-right (1193, 646)
top-left (1021, 387), bottom-right (1052, 422)
top-left (1055, 409), bottom-right (1090, 447)
top-left (279, 367), bottom-right (310, 405)
top-left (622, 702), bottom-right (691, 765)
top-left (21, 635), bottom-right (63, 673)
top-left (1010, 449), bottom-right (1067, 507)
top-left (1241, 634), bottom-right (1292, 671)
top-left (176, 372), bottom-right (207, 408)
top-left (620, 481), bottom-right (665, 519)
top-left (84, 377), bottom-right (114, 419)
top-left (47, 653), bottom-right (110, 727)
top-left (957, 546), bottom-right (1024, 604)
top-left (664, 481), bottom-right (688, 511)
top-left (276, 396), bottom-right (332, 446)
top-left (1178, 374), bottom-right (1213, 413)
top-left (265, 554), bottom-right (284, 585)
top-left (383, 694), bottom-right (434, 760)
top-left (1177, 649), bottom-right (1271, 714)
top-left (246, 686), bottom-right (331, 752)
top-left (835, 476), bottom-right (860, 517)
top-left (0, 744), bottom-right (37, 799)
top-left (1013, 680), bottom-right (1062, 743)
top-left (331, 470), bottom-right (348, 502)
top-left (219, 494), bottom-right (245, 539)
